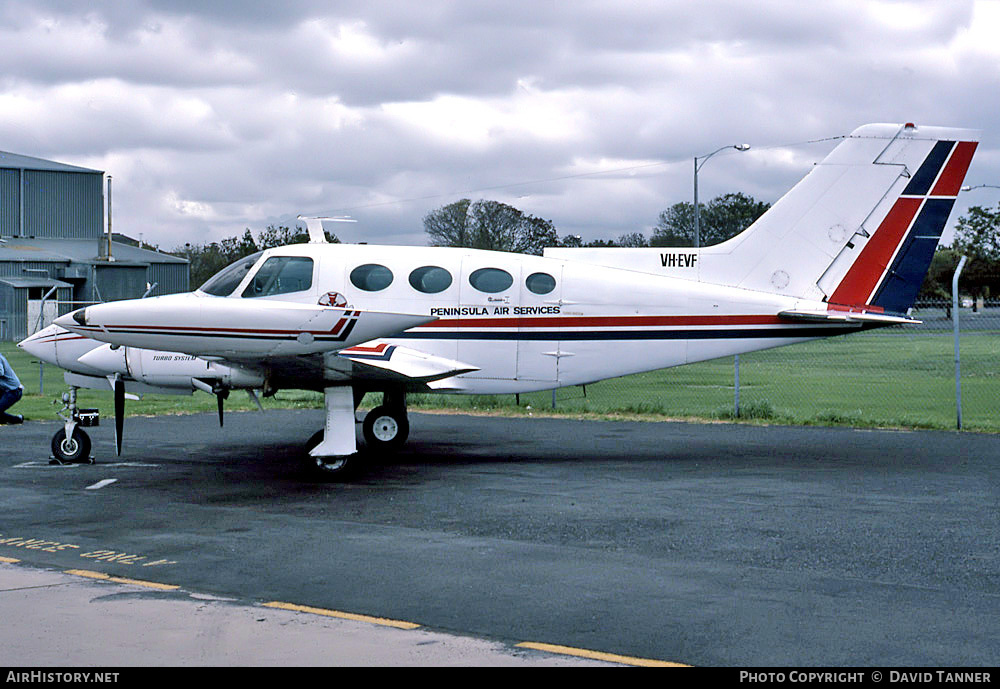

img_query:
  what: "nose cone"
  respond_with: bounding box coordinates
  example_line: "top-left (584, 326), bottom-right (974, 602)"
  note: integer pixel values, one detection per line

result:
top-left (18, 324), bottom-right (64, 365)
top-left (53, 307), bottom-right (88, 330)
top-left (19, 324), bottom-right (109, 375)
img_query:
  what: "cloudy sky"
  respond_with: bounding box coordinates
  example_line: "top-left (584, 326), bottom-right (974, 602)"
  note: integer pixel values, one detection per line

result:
top-left (2, 0), bottom-right (998, 250)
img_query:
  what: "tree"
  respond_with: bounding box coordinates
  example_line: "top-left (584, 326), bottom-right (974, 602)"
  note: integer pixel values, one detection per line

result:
top-left (176, 224), bottom-right (339, 288)
top-left (423, 199), bottom-right (558, 255)
top-left (650, 202), bottom-right (696, 247)
top-left (423, 199), bottom-right (472, 248)
top-left (950, 203), bottom-right (1000, 301)
top-left (650, 192), bottom-right (770, 247)
top-left (557, 233), bottom-right (648, 248)
top-left (615, 232), bottom-right (648, 248)
top-left (953, 204), bottom-right (1000, 262)
top-left (918, 248), bottom-right (962, 301)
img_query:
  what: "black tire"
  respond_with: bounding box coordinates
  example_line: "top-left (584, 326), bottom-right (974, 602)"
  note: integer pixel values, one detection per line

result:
top-left (303, 430), bottom-right (363, 480)
top-left (51, 427), bottom-right (92, 464)
top-left (362, 406), bottom-right (409, 453)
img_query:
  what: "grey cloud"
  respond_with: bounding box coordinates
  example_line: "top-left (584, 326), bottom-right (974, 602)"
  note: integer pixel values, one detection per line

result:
top-left (0, 0), bottom-right (994, 251)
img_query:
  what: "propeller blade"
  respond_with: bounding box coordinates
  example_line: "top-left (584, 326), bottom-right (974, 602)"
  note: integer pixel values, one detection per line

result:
top-left (216, 388), bottom-right (229, 428)
top-left (114, 376), bottom-right (125, 456)
top-left (247, 389), bottom-right (265, 412)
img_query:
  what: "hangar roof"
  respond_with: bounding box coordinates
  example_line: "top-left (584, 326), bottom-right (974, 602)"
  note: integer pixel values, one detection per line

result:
top-left (0, 238), bottom-right (186, 265)
top-left (0, 276), bottom-right (73, 289)
top-left (0, 150), bottom-right (102, 174)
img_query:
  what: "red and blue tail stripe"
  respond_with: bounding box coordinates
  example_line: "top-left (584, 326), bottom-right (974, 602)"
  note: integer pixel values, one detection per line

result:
top-left (829, 140), bottom-right (977, 315)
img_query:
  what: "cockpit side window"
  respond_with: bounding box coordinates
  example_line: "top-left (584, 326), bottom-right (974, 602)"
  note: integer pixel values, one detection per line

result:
top-left (242, 256), bottom-right (314, 298)
top-left (199, 252), bottom-right (263, 296)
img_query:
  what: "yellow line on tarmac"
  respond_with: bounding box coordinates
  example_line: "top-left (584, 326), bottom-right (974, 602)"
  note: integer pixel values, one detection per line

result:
top-left (262, 601), bottom-right (421, 630)
top-left (516, 641), bottom-right (689, 667)
top-left (0, 556), bottom-right (20, 563)
top-left (64, 569), bottom-right (180, 591)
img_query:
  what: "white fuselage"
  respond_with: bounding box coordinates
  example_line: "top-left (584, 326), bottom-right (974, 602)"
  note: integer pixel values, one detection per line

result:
top-left (33, 243), bottom-right (861, 396)
top-left (185, 243), bottom-right (853, 394)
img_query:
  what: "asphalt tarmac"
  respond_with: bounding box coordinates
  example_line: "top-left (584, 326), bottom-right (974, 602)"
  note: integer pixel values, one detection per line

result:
top-left (1, 409), bottom-right (998, 667)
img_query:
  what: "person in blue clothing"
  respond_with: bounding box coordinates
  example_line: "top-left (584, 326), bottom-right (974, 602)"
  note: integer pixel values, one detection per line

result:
top-left (0, 352), bottom-right (24, 424)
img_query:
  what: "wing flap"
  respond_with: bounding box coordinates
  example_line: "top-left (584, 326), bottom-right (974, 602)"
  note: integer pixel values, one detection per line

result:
top-left (336, 342), bottom-right (479, 383)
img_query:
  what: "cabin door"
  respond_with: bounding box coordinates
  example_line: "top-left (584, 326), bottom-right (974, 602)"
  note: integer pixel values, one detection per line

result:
top-left (457, 257), bottom-right (521, 380)
top-left (516, 265), bottom-right (563, 384)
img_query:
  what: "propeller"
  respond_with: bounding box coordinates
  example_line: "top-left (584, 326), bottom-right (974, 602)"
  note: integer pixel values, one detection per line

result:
top-left (216, 388), bottom-right (229, 427)
top-left (191, 378), bottom-right (229, 427)
top-left (114, 375), bottom-right (125, 456)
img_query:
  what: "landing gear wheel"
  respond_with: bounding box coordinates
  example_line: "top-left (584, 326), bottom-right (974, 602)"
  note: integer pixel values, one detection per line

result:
top-left (50, 428), bottom-right (93, 464)
top-left (362, 406), bottom-right (409, 453)
top-left (303, 430), bottom-right (362, 481)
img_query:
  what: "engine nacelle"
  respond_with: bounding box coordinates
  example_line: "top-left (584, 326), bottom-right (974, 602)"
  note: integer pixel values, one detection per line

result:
top-left (208, 361), bottom-right (266, 389)
top-left (77, 344), bottom-right (265, 391)
top-left (128, 349), bottom-right (266, 390)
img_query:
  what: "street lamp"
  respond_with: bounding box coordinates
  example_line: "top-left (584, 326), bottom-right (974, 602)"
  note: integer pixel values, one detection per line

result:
top-left (961, 184), bottom-right (1000, 191)
top-left (694, 143), bottom-right (751, 248)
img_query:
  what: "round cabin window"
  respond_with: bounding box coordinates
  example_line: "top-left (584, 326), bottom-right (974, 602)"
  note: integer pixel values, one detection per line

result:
top-left (525, 272), bottom-right (556, 295)
top-left (469, 268), bottom-right (513, 293)
top-left (350, 264), bottom-right (394, 291)
top-left (408, 266), bottom-right (453, 294)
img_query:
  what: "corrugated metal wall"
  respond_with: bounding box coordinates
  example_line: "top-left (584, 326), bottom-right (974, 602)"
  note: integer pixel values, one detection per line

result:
top-left (0, 260), bottom-right (69, 280)
top-left (22, 170), bottom-right (103, 239)
top-left (0, 283), bottom-right (11, 341)
top-left (1, 159), bottom-right (191, 340)
top-left (147, 261), bottom-right (189, 296)
top-left (0, 284), bottom-right (73, 342)
top-left (94, 264), bottom-right (148, 302)
top-left (0, 169), bottom-right (19, 234)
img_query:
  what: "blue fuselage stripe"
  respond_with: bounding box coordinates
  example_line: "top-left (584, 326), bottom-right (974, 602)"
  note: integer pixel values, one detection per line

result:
top-left (396, 326), bottom-right (862, 341)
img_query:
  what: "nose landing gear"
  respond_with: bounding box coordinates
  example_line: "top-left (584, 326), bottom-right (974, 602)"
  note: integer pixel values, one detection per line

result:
top-left (50, 386), bottom-right (98, 465)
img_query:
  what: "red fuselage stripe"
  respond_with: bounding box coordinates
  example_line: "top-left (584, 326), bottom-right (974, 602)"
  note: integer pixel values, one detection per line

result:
top-left (418, 315), bottom-right (789, 329)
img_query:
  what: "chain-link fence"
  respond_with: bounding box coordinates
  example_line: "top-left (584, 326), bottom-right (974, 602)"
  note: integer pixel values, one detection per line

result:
top-left (410, 300), bottom-right (1000, 432)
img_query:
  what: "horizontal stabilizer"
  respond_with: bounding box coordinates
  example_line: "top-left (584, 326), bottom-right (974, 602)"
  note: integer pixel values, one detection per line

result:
top-left (779, 309), bottom-right (918, 326)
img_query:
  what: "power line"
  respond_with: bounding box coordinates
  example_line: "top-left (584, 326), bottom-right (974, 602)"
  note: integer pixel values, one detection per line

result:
top-left (318, 134), bottom-right (847, 216)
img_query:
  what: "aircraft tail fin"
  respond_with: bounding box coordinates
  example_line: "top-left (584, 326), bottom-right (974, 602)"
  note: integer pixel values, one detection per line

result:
top-left (547, 123), bottom-right (979, 316)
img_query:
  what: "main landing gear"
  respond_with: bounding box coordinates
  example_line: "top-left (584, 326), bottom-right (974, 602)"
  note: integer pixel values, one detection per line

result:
top-left (50, 386), bottom-right (98, 464)
top-left (304, 387), bottom-right (409, 480)
top-left (362, 389), bottom-right (409, 453)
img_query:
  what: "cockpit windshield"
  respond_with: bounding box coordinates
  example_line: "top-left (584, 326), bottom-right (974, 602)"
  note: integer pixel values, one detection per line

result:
top-left (198, 252), bottom-right (263, 296)
top-left (242, 256), bottom-right (314, 298)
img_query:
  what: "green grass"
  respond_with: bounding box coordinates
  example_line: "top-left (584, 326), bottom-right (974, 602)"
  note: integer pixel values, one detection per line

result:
top-left (4, 329), bottom-right (999, 432)
top-left (408, 331), bottom-right (1000, 432)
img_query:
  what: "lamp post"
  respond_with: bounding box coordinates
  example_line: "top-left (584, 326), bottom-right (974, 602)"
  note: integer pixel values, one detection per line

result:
top-left (694, 143), bottom-right (750, 248)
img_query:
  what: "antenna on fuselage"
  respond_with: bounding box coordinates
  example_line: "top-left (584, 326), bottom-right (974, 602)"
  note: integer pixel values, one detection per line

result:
top-left (296, 215), bottom-right (356, 244)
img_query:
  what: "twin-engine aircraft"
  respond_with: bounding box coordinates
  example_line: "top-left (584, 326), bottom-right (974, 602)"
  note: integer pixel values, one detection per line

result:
top-left (20, 123), bottom-right (979, 477)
